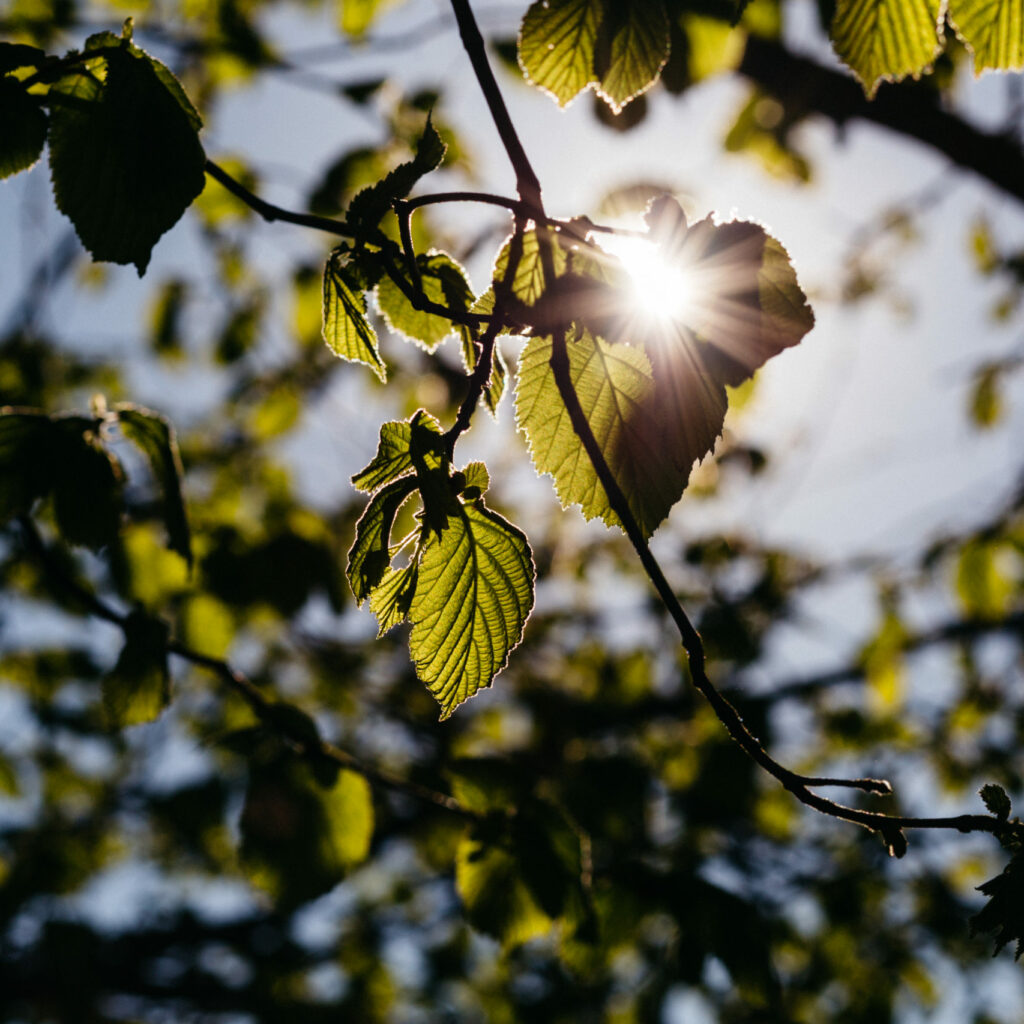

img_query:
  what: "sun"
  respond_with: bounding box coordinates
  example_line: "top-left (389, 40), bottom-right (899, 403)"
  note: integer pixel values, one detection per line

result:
top-left (599, 233), bottom-right (696, 328)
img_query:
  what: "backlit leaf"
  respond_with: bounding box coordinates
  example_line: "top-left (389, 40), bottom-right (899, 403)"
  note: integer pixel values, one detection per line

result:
top-left (973, 851), bottom-right (1024, 959)
top-left (376, 251), bottom-right (474, 351)
top-left (949, 0), bottom-right (1024, 73)
top-left (48, 38), bottom-right (205, 273)
top-left (369, 563), bottom-right (417, 635)
top-left (408, 500), bottom-right (534, 719)
top-left (0, 77), bottom-right (47, 179)
top-left (517, 203), bottom-right (812, 536)
top-left (347, 476), bottom-right (417, 602)
top-left (594, 1), bottom-right (670, 111)
top-left (830, 0), bottom-right (944, 97)
top-left (351, 411), bottom-right (444, 493)
top-left (323, 251), bottom-right (386, 381)
top-left (519, 0), bottom-right (602, 107)
top-left (115, 404), bottom-right (192, 568)
top-left (516, 330), bottom-right (682, 535)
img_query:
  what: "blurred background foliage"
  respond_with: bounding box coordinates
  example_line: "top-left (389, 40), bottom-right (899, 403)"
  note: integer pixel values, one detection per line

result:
top-left (3, 0), bottom-right (1024, 1021)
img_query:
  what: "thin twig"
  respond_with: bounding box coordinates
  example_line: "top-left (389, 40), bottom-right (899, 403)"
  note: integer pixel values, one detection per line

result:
top-left (17, 516), bottom-right (475, 821)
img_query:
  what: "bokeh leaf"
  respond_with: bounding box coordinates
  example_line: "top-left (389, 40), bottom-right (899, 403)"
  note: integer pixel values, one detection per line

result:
top-left (115, 404), bottom-right (192, 568)
top-left (240, 754), bottom-right (374, 908)
top-left (102, 610), bottom-right (170, 728)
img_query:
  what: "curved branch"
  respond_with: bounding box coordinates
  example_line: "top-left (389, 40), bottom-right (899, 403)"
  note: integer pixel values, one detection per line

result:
top-left (739, 35), bottom-right (1024, 206)
top-left (16, 516), bottom-right (476, 821)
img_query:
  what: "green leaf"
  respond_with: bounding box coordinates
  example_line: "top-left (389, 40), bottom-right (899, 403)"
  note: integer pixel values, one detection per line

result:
top-left (323, 250), bottom-right (386, 381)
top-left (517, 205), bottom-right (812, 536)
top-left (956, 538), bottom-right (1013, 619)
top-left (594, 1), bottom-right (670, 112)
top-left (115, 404), bottom-right (192, 568)
top-left (981, 783), bottom-right (1012, 820)
top-left (949, 0), bottom-right (1024, 73)
top-left (0, 77), bottom-right (47, 179)
top-left (47, 42), bottom-right (205, 273)
top-left (492, 228), bottom-right (569, 308)
top-left (970, 364), bottom-right (1003, 428)
top-left (102, 609), bottom-right (170, 728)
top-left (517, 330), bottom-right (684, 536)
top-left (376, 251), bottom-right (474, 351)
top-left (408, 500), bottom-right (534, 719)
top-left (240, 754), bottom-right (374, 908)
top-left (519, 0), bottom-right (602, 107)
top-left (347, 477), bottom-right (418, 603)
top-left (347, 116), bottom-right (445, 229)
top-left (338, 0), bottom-right (391, 38)
top-left (369, 563), bottom-right (418, 635)
top-left (829, 0), bottom-right (944, 97)
top-left (351, 410), bottom-right (444, 493)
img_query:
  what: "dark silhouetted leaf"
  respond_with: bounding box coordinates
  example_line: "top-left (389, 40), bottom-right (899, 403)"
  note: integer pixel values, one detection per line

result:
top-left (0, 77), bottom-right (47, 179)
top-left (48, 34), bottom-right (205, 273)
top-left (115, 404), bottom-right (192, 568)
top-left (102, 609), bottom-right (170, 727)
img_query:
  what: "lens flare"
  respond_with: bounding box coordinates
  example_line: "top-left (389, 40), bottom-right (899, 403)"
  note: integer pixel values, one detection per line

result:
top-left (600, 234), bottom-right (694, 327)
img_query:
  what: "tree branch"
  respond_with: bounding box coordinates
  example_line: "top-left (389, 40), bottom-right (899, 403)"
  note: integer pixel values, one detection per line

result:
top-left (16, 516), bottom-right (476, 821)
top-left (739, 35), bottom-right (1024, 206)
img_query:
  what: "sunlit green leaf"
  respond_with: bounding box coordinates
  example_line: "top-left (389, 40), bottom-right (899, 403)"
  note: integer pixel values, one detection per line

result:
top-left (949, 0), bottom-right (1024, 74)
top-left (830, 0), bottom-right (944, 97)
top-left (351, 410), bottom-right (444, 493)
top-left (115, 404), bottom-right (192, 568)
top-left (408, 500), bottom-right (534, 719)
top-left (517, 330), bottom-right (686, 535)
top-left (519, 0), bottom-right (602, 107)
top-left (0, 77), bottom-right (47, 179)
top-left (376, 251), bottom-right (474, 351)
top-left (323, 251), bottom-right (386, 381)
top-left (369, 563), bottom-right (418, 635)
top-left (594, 1), bottom-right (670, 111)
top-left (48, 39), bottom-right (205, 273)
top-left (347, 476), bottom-right (417, 602)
